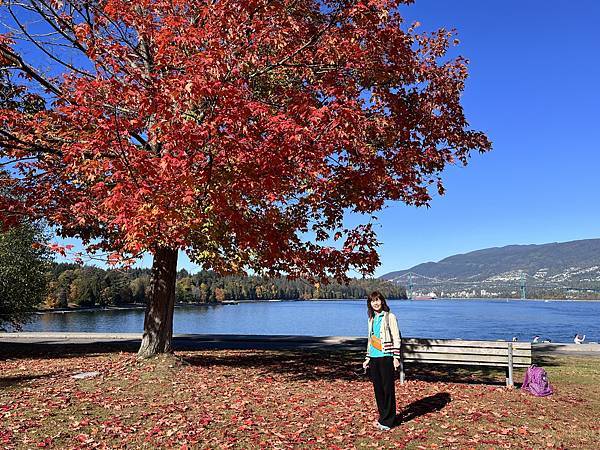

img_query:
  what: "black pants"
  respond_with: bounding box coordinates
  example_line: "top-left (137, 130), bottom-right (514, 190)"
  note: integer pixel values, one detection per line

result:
top-left (369, 356), bottom-right (396, 428)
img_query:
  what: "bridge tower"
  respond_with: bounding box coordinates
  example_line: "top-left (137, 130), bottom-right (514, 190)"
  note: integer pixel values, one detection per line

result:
top-left (520, 273), bottom-right (527, 299)
top-left (407, 273), bottom-right (413, 299)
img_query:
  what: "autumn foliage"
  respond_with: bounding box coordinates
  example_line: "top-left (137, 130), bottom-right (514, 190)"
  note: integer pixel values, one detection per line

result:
top-left (1, 349), bottom-right (598, 448)
top-left (0, 0), bottom-right (490, 355)
top-left (0, 0), bottom-right (489, 274)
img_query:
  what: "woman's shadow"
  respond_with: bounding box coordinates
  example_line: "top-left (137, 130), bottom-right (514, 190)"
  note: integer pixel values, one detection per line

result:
top-left (396, 392), bottom-right (451, 425)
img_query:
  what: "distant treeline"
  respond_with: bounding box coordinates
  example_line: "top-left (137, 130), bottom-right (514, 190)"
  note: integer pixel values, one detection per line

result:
top-left (44, 263), bottom-right (407, 308)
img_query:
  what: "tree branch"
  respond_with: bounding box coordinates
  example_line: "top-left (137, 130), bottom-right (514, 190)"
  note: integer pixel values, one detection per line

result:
top-left (0, 45), bottom-right (63, 97)
top-left (7, 4), bottom-right (94, 79)
top-left (249, 9), bottom-right (341, 80)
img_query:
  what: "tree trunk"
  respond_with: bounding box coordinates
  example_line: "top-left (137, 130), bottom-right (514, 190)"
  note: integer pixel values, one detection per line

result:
top-left (137, 247), bottom-right (178, 358)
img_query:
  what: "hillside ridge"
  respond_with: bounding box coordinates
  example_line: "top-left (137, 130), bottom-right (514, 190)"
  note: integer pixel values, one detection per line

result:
top-left (380, 238), bottom-right (600, 298)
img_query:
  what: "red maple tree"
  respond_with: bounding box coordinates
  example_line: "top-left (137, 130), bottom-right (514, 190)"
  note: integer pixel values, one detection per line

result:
top-left (0, 0), bottom-right (490, 357)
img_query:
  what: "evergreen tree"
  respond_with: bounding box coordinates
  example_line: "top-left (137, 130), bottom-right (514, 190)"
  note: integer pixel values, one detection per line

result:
top-left (0, 223), bottom-right (51, 330)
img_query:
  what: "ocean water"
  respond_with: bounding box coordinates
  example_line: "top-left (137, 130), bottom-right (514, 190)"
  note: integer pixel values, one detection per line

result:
top-left (16, 299), bottom-right (599, 344)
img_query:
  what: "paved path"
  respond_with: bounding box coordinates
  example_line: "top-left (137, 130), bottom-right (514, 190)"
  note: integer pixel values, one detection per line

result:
top-left (532, 342), bottom-right (600, 357)
top-left (0, 332), bottom-right (366, 351)
top-left (2, 332), bottom-right (600, 357)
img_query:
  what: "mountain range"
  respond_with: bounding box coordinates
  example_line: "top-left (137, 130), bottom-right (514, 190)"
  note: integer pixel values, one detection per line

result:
top-left (380, 238), bottom-right (600, 299)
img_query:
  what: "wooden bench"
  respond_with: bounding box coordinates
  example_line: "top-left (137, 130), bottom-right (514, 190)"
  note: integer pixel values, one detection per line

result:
top-left (399, 338), bottom-right (532, 387)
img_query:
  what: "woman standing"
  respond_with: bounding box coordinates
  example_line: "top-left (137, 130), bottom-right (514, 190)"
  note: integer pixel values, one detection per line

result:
top-left (362, 291), bottom-right (402, 430)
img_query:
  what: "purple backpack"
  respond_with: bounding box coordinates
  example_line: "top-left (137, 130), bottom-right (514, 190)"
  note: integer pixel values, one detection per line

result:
top-left (522, 365), bottom-right (553, 397)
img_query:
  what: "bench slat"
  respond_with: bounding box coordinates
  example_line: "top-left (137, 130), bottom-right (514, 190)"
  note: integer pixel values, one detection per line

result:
top-left (402, 352), bottom-right (531, 364)
top-left (402, 359), bottom-right (531, 367)
top-left (402, 338), bottom-right (532, 350)
top-left (402, 345), bottom-right (531, 357)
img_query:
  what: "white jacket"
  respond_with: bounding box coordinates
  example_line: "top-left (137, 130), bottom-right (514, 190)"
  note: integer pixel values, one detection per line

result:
top-left (366, 311), bottom-right (402, 359)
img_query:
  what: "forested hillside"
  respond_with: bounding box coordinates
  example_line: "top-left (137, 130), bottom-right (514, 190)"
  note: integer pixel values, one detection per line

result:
top-left (44, 264), bottom-right (406, 308)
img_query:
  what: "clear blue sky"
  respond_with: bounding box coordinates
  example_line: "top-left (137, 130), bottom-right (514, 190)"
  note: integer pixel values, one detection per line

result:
top-left (371, 0), bottom-right (600, 276)
top-left (54, 1), bottom-right (600, 276)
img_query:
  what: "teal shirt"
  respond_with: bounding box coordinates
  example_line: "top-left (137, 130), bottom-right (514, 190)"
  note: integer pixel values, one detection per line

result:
top-left (369, 312), bottom-right (392, 358)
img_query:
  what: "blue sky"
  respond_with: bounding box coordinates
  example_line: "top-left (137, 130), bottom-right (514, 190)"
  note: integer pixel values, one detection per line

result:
top-left (370, 0), bottom-right (600, 276)
top-left (47, 1), bottom-right (600, 276)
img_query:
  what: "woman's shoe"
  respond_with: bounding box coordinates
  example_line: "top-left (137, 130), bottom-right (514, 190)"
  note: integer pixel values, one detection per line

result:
top-left (376, 422), bottom-right (391, 431)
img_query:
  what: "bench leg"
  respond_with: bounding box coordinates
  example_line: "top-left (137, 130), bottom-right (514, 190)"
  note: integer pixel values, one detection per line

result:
top-left (506, 342), bottom-right (514, 388)
top-left (399, 361), bottom-right (405, 385)
top-left (505, 366), bottom-right (514, 388)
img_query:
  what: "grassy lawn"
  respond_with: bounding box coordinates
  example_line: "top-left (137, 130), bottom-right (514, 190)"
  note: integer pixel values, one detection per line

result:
top-left (1, 346), bottom-right (598, 449)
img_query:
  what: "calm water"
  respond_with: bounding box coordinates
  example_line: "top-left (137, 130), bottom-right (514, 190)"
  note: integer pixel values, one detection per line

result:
top-left (14, 299), bottom-right (600, 343)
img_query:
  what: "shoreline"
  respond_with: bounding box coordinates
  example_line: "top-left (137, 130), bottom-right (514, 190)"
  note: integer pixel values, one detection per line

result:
top-left (33, 297), bottom-right (399, 314)
top-left (33, 296), bottom-right (600, 315)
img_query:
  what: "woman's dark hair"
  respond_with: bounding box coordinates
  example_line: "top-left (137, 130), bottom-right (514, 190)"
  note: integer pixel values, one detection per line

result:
top-left (367, 291), bottom-right (390, 319)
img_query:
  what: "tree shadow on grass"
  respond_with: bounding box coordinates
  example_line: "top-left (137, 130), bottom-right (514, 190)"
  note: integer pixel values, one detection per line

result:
top-left (532, 353), bottom-right (568, 367)
top-left (184, 350), bottom-right (518, 385)
top-left (0, 371), bottom-right (62, 388)
top-left (396, 392), bottom-right (452, 425)
top-left (0, 341), bottom-right (139, 361)
top-left (402, 363), bottom-right (513, 386)
top-left (184, 349), bottom-right (364, 382)
top-left (1, 343), bottom-right (531, 386)
top-left (0, 336), bottom-right (362, 361)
